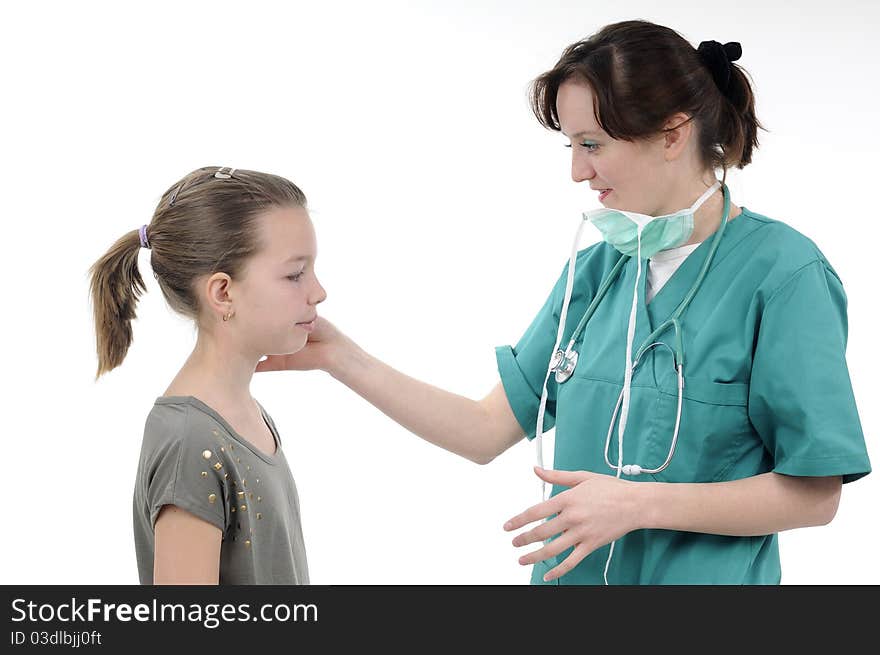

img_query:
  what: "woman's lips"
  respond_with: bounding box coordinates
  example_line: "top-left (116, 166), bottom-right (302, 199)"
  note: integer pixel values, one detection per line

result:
top-left (296, 320), bottom-right (316, 333)
top-left (599, 189), bottom-right (613, 201)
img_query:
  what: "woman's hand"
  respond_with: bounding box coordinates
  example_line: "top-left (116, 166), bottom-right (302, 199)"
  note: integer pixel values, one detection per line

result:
top-left (503, 466), bottom-right (644, 582)
top-left (254, 316), bottom-right (351, 374)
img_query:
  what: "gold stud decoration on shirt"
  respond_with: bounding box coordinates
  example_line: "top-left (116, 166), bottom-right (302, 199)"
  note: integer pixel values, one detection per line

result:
top-left (202, 450), bottom-right (212, 460)
top-left (237, 491), bottom-right (245, 499)
top-left (231, 506), bottom-right (236, 513)
top-left (220, 447), bottom-right (225, 452)
top-left (208, 494), bottom-right (216, 504)
top-left (213, 462), bottom-right (222, 471)
top-left (256, 512), bottom-right (262, 520)
top-left (244, 539), bottom-right (251, 548)
top-left (257, 496), bottom-right (262, 502)
top-left (201, 471), bottom-right (207, 478)
top-left (242, 479), bottom-right (247, 487)
top-left (240, 504), bottom-right (247, 512)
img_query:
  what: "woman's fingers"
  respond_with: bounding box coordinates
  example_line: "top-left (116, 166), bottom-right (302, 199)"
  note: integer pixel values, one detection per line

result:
top-left (533, 466), bottom-right (591, 488)
top-left (503, 494), bottom-right (564, 532)
top-left (517, 531), bottom-right (579, 567)
top-left (542, 543), bottom-right (594, 582)
top-left (511, 514), bottom-right (566, 548)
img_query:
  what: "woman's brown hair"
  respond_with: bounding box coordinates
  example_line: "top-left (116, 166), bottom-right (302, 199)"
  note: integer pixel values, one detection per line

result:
top-left (88, 166), bottom-right (307, 380)
top-left (529, 20), bottom-right (765, 183)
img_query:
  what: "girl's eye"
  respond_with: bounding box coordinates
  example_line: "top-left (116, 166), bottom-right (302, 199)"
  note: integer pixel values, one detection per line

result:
top-left (287, 272), bottom-right (304, 282)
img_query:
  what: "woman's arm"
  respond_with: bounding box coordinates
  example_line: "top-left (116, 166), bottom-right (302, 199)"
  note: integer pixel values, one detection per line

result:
top-left (637, 472), bottom-right (842, 535)
top-left (256, 318), bottom-right (526, 465)
top-left (328, 340), bottom-right (524, 465)
top-left (505, 468), bottom-right (842, 581)
top-left (153, 505), bottom-right (222, 585)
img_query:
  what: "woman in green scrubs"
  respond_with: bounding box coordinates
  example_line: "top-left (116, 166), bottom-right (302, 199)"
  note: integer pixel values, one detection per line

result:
top-left (257, 20), bottom-right (871, 584)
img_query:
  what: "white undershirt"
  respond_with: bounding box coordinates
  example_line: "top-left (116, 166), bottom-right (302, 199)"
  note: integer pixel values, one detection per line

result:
top-left (646, 241), bottom-right (703, 304)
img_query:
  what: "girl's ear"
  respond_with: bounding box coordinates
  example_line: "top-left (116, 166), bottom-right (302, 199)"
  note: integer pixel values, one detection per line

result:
top-left (203, 273), bottom-right (234, 318)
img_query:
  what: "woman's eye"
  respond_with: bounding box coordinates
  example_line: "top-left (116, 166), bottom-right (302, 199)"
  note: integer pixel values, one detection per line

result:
top-left (564, 143), bottom-right (598, 151)
top-left (287, 272), bottom-right (304, 282)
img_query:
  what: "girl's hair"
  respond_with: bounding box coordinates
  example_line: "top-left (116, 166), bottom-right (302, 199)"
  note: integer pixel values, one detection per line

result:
top-left (88, 166), bottom-right (308, 380)
top-left (529, 20), bottom-right (764, 184)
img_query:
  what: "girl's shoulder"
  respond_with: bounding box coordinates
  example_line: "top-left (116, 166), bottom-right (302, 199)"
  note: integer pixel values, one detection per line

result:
top-left (141, 396), bottom-right (229, 460)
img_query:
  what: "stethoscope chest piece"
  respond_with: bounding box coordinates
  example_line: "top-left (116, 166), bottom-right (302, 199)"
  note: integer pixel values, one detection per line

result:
top-left (551, 348), bottom-right (579, 383)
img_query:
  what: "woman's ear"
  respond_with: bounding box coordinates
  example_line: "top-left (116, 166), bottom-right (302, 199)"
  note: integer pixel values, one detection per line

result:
top-left (662, 112), bottom-right (695, 163)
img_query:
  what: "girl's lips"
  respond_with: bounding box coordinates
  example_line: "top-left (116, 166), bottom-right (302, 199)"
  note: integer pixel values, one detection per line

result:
top-left (296, 320), bottom-right (316, 332)
top-left (599, 189), bottom-right (613, 201)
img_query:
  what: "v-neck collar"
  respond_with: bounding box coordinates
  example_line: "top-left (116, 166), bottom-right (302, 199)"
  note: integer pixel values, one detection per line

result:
top-left (640, 206), bottom-right (748, 331)
top-left (606, 207), bottom-right (750, 384)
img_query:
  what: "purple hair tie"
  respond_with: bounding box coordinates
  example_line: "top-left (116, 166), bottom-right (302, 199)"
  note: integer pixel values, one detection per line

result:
top-left (138, 224), bottom-right (151, 249)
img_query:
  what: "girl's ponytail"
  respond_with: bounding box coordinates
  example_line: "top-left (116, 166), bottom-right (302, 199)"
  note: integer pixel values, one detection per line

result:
top-left (88, 228), bottom-right (149, 379)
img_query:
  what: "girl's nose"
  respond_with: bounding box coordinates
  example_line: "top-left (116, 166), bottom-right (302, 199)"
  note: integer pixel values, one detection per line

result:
top-left (312, 278), bottom-right (327, 305)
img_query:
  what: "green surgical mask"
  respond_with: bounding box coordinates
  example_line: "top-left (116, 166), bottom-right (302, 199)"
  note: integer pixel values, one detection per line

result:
top-left (584, 181), bottom-right (720, 258)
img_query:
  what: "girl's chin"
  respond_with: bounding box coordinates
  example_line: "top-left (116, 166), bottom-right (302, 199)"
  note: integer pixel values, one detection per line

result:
top-left (286, 333), bottom-right (310, 353)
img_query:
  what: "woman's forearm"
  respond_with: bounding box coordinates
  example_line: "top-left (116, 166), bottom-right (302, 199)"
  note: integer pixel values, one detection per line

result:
top-left (326, 339), bottom-right (507, 465)
top-left (636, 472), bottom-right (842, 536)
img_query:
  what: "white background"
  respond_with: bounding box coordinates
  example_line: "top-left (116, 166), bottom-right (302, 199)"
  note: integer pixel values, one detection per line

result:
top-left (2, 0), bottom-right (878, 584)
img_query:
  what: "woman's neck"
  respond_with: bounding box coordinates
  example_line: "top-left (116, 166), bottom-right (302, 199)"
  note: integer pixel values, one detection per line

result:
top-left (684, 190), bottom-right (741, 246)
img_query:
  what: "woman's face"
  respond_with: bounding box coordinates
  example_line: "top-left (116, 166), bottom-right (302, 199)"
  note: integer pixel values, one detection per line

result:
top-left (556, 78), bottom-right (685, 216)
top-left (227, 205), bottom-right (326, 357)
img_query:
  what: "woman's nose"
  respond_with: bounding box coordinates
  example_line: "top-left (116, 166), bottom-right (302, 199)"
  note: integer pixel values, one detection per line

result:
top-left (571, 154), bottom-right (595, 183)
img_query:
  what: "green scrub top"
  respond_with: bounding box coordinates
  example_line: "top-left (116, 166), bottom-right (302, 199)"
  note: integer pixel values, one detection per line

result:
top-left (496, 207), bottom-right (871, 585)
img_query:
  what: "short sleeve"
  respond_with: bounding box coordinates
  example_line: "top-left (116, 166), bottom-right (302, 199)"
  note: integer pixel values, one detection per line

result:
top-left (495, 262), bottom-right (572, 440)
top-left (145, 407), bottom-right (229, 532)
top-left (748, 260), bottom-right (871, 484)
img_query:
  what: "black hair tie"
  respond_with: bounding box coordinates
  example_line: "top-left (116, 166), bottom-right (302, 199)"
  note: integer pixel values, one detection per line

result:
top-left (697, 40), bottom-right (742, 96)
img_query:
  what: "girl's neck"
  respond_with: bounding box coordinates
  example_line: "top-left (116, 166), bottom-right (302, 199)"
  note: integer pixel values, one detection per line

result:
top-left (163, 337), bottom-right (260, 417)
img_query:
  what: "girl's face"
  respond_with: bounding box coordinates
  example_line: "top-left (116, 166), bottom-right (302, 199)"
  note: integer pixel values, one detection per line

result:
top-left (556, 78), bottom-right (688, 216)
top-left (230, 205), bottom-right (326, 357)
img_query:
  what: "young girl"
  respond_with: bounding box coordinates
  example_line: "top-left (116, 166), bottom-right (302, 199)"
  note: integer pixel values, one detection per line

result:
top-left (255, 21), bottom-right (871, 585)
top-left (89, 166), bottom-right (326, 584)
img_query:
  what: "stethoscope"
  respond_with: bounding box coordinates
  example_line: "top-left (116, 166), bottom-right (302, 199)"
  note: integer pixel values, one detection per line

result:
top-left (535, 183), bottom-right (732, 480)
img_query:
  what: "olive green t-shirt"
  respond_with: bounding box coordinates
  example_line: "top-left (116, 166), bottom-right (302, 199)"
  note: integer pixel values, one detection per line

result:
top-left (133, 396), bottom-right (310, 584)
